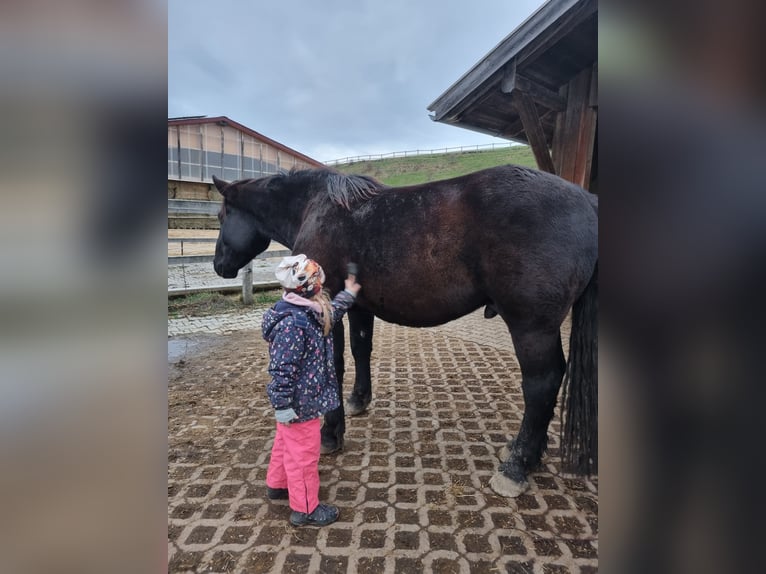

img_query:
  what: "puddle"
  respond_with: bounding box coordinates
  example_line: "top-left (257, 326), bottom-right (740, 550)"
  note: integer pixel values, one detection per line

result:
top-left (168, 334), bottom-right (222, 363)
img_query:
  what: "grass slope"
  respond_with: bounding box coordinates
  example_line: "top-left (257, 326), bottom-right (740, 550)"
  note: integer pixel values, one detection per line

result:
top-left (334, 145), bottom-right (536, 186)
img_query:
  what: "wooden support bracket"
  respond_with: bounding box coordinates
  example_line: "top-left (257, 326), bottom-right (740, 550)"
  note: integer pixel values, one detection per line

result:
top-left (511, 89), bottom-right (556, 174)
top-left (502, 61), bottom-right (566, 112)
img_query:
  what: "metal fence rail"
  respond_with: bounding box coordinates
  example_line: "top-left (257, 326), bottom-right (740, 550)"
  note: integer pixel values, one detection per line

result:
top-left (168, 249), bottom-right (291, 266)
top-left (168, 199), bottom-right (221, 216)
top-left (167, 237), bottom-right (216, 243)
top-left (323, 141), bottom-right (516, 166)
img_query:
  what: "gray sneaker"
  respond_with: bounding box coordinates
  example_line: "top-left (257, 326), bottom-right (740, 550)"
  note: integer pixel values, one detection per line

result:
top-left (289, 504), bottom-right (339, 527)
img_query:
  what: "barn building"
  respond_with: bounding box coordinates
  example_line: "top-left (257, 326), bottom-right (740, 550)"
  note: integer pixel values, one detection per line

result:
top-left (167, 116), bottom-right (323, 227)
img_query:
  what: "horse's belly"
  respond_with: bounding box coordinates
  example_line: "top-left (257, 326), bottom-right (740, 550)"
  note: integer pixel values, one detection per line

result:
top-left (359, 295), bottom-right (483, 328)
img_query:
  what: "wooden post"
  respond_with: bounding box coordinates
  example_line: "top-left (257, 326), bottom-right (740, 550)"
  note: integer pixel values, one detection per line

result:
top-left (242, 260), bottom-right (253, 304)
top-left (552, 66), bottom-right (595, 188)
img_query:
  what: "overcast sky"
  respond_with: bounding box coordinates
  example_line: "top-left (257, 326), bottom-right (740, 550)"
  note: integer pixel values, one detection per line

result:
top-left (169, 0), bottom-right (546, 162)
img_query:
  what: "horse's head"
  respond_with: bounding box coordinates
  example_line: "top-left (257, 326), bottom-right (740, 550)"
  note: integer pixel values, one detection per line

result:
top-left (212, 176), bottom-right (271, 278)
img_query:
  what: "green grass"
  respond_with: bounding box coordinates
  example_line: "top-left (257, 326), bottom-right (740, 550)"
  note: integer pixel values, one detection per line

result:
top-left (334, 145), bottom-right (536, 186)
top-left (168, 289), bottom-right (282, 318)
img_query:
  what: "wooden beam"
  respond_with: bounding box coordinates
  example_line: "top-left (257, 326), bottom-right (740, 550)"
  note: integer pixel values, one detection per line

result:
top-left (511, 90), bottom-right (556, 174)
top-left (551, 83), bottom-right (568, 175)
top-left (500, 60), bottom-right (517, 92)
top-left (501, 60), bottom-right (566, 112)
top-left (589, 62), bottom-right (598, 108)
top-left (582, 113), bottom-right (597, 191)
top-left (517, 75), bottom-right (567, 112)
top-left (587, 123), bottom-right (598, 193)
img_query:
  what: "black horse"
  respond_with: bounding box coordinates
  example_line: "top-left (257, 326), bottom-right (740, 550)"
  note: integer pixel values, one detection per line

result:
top-left (212, 165), bottom-right (597, 497)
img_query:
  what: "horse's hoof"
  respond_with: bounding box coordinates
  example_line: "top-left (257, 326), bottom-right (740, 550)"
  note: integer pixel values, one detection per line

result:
top-left (320, 443), bottom-right (341, 455)
top-left (320, 440), bottom-right (342, 455)
top-left (345, 398), bottom-right (369, 417)
top-left (489, 472), bottom-right (528, 498)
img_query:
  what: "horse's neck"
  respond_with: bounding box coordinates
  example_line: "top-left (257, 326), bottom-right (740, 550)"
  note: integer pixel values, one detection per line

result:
top-left (246, 185), bottom-right (311, 249)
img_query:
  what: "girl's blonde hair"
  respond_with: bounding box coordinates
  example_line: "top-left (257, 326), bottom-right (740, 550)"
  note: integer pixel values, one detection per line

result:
top-left (313, 289), bottom-right (333, 336)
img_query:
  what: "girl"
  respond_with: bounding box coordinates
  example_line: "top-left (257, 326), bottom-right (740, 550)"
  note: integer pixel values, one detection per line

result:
top-left (262, 254), bottom-right (361, 527)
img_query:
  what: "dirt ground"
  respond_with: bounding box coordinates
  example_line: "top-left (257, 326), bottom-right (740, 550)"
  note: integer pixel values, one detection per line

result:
top-left (168, 312), bottom-right (598, 573)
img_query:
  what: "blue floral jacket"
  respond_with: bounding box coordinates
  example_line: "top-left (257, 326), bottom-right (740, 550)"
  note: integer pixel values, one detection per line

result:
top-left (262, 291), bottom-right (355, 422)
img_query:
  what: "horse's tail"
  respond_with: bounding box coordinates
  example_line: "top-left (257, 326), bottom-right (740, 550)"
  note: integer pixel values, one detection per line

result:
top-left (560, 262), bottom-right (598, 475)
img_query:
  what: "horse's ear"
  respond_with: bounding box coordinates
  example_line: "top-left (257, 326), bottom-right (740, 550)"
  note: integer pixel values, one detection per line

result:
top-left (212, 175), bottom-right (230, 195)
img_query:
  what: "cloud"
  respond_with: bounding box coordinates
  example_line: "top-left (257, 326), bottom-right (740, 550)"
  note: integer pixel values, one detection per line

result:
top-left (169, 0), bottom-right (546, 160)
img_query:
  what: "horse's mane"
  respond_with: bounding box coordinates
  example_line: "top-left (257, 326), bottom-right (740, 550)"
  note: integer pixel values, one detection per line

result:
top-left (285, 168), bottom-right (388, 210)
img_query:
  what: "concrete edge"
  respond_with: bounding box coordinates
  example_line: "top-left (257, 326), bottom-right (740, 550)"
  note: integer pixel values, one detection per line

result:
top-left (168, 281), bottom-right (281, 298)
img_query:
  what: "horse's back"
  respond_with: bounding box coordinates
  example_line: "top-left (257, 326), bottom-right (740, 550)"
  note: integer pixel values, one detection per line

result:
top-left (452, 165), bottom-right (597, 251)
top-left (395, 164), bottom-right (596, 226)
top-left (301, 164), bottom-right (597, 328)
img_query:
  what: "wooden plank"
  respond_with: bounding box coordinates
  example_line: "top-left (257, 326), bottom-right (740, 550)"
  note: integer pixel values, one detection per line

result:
top-left (582, 112), bottom-right (597, 191)
top-left (557, 82), bottom-right (578, 181)
top-left (571, 67), bottom-right (594, 187)
top-left (512, 90), bottom-right (556, 174)
top-left (557, 66), bottom-right (591, 183)
top-left (551, 65), bottom-right (597, 188)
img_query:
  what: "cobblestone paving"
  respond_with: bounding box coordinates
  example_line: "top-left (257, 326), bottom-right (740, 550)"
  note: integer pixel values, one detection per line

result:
top-left (168, 311), bottom-right (597, 573)
top-left (168, 310), bottom-right (266, 337)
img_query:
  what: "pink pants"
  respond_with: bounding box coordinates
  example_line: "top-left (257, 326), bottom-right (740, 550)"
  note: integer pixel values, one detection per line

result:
top-left (265, 417), bottom-right (321, 514)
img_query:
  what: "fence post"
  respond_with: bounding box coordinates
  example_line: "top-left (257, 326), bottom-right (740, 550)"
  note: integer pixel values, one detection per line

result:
top-left (242, 260), bottom-right (253, 304)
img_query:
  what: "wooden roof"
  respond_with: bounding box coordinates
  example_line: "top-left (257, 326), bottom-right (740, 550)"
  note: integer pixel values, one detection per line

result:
top-left (167, 116), bottom-right (324, 168)
top-left (427, 0), bottom-right (597, 147)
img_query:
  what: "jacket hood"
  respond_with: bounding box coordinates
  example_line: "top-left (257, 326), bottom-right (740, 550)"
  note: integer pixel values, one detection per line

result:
top-left (262, 301), bottom-right (313, 342)
top-left (262, 305), bottom-right (294, 342)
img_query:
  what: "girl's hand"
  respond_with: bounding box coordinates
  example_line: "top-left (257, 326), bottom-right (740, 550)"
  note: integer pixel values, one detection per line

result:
top-left (275, 408), bottom-right (297, 425)
top-left (345, 276), bottom-right (361, 296)
top-left (345, 262), bottom-right (361, 296)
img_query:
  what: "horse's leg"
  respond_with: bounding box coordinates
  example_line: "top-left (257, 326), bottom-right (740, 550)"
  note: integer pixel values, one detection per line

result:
top-left (490, 327), bottom-right (566, 497)
top-left (320, 318), bottom-right (346, 454)
top-left (345, 307), bottom-right (374, 416)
